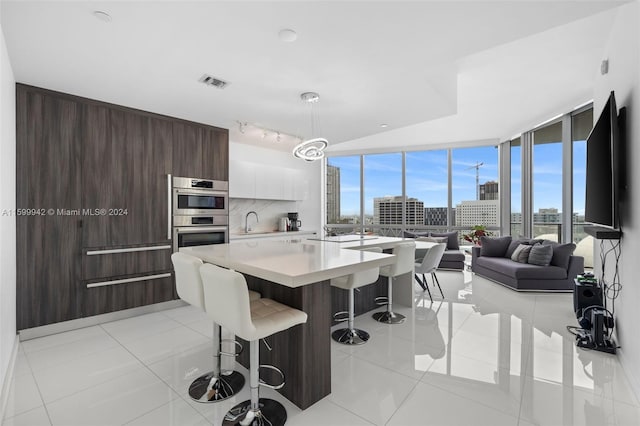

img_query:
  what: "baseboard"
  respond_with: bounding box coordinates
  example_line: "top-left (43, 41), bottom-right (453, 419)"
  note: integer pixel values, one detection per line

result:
top-left (0, 334), bottom-right (20, 422)
top-left (18, 300), bottom-right (187, 341)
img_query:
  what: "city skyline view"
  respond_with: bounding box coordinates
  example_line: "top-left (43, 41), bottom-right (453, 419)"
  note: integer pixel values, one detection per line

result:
top-left (327, 142), bottom-right (588, 220)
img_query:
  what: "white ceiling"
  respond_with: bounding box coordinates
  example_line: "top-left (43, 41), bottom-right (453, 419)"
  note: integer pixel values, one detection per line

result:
top-left (0, 1), bottom-right (628, 154)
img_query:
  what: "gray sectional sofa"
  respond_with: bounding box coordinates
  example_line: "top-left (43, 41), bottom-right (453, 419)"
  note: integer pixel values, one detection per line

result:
top-left (471, 236), bottom-right (584, 291)
top-left (404, 231), bottom-right (465, 270)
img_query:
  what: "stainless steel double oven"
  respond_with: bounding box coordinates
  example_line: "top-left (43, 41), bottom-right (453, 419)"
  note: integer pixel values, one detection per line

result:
top-left (171, 176), bottom-right (229, 252)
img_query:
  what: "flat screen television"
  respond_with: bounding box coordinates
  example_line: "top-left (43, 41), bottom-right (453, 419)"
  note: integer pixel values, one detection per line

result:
top-left (584, 91), bottom-right (621, 230)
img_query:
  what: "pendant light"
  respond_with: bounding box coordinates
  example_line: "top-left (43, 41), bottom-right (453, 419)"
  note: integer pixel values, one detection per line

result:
top-left (293, 92), bottom-right (328, 161)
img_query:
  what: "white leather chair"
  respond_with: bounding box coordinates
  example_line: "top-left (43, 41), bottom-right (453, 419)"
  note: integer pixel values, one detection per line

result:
top-left (414, 243), bottom-right (447, 302)
top-left (373, 241), bottom-right (416, 324)
top-left (171, 252), bottom-right (260, 403)
top-left (331, 247), bottom-right (382, 345)
top-left (200, 263), bottom-right (307, 426)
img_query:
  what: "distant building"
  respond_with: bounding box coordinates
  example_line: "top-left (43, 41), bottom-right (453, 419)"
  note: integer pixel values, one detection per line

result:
top-left (326, 165), bottom-right (340, 224)
top-left (479, 181), bottom-right (499, 200)
top-left (374, 196), bottom-right (424, 225)
top-left (535, 208), bottom-right (561, 224)
top-left (455, 200), bottom-right (500, 226)
top-left (425, 207), bottom-right (448, 226)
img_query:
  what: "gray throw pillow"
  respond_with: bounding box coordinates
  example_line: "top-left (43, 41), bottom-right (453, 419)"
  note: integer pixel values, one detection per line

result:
top-left (480, 236), bottom-right (512, 257)
top-left (511, 244), bottom-right (532, 263)
top-left (430, 231), bottom-right (459, 250)
top-left (403, 231), bottom-right (429, 239)
top-left (549, 242), bottom-right (577, 269)
top-left (505, 238), bottom-right (542, 258)
top-left (528, 244), bottom-right (553, 266)
top-left (417, 236), bottom-right (448, 244)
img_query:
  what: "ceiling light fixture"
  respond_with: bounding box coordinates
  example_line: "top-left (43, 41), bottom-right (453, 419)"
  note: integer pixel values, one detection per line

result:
top-left (380, 123), bottom-right (388, 128)
top-left (237, 120), bottom-right (247, 134)
top-left (92, 10), bottom-right (112, 23)
top-left (293, 92), bottom-right (328, 162)
top-left (278, 29), bottom-right (298, 42)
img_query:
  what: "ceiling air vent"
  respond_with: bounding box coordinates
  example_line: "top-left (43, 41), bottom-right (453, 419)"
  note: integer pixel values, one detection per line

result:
top-left (199, 74), bottom-right (230, 89)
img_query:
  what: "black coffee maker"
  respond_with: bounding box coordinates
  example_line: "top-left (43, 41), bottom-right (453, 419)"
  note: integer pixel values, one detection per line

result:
top-left (288, 212), bottom-right (301, 231)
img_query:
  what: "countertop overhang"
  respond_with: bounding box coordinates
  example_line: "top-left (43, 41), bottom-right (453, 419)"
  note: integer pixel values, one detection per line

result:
top-left (180, 236), bottom-right (419, 287)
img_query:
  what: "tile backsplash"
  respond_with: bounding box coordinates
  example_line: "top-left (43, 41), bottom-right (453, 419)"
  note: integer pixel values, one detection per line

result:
top-left (229, 198), bottom-right (299, 234)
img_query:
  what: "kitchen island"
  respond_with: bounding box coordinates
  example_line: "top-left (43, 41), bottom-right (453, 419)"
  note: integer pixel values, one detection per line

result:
top-left (181, 236), bottom-right (413, 409)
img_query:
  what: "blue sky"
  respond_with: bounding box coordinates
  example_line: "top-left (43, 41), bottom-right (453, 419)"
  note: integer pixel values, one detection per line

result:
top-left (328, 142), bottom-right (587, 217)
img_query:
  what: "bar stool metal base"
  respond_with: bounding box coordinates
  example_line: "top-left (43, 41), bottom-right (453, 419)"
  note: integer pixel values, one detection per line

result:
top-left (188, 370), bottom-right (245, 403)
top-left (332, 327), bottom-right (370, 345)
top-left (372, 311), bottom-right (406, 324)
top-left (223, 398), bottom-right (287, 426)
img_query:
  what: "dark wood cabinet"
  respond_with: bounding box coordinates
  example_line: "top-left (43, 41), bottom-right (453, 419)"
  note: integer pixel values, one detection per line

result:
top-left (16, 87), bottom-right (84, 329)
top-left (174, 123), bottom-right (228, 181)
top-left (82, 108), bottom-right (172, 248)
top-left (16, 84), bottom-right (229, 329)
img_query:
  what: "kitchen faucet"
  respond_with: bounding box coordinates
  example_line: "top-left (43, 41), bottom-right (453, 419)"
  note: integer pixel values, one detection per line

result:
top-left (245, 211), bottom-right (259, 233)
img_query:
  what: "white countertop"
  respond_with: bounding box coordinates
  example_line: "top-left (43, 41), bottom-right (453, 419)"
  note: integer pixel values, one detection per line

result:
top-left (181, 236), bottom-right (407, 287)
top-left (229, 230), bottom-right (316, 241)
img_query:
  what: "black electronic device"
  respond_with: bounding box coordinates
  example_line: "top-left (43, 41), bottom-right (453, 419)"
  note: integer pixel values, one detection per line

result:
top-left (573, 280), bottom-right (603, 318)
top-left (584, 91), bottom-right (625, 232)
top-left (576, 307), bottom-right (617, 354)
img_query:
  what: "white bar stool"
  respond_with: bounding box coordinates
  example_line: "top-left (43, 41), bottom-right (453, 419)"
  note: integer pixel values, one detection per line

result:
top-left (373, 241), bottom-right (416, 324)
top-left (331, 247), bottom-right (382, 345)
top-left (171, 253), bottom-right (261, 403)
top-left (200, 263), bottom-right (308, 426)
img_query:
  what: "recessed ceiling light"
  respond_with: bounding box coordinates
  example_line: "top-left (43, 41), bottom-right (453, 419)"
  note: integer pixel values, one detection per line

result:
top-left (278, 29), bottom-right (298, 42)
top-left (92, 11), bottom-right (112, 23)
top-left (380, 124), bottom-right (389, 128)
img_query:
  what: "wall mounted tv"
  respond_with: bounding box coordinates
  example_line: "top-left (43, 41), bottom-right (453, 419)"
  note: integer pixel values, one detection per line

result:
top-left (584, 90), bottom-right (624, 234)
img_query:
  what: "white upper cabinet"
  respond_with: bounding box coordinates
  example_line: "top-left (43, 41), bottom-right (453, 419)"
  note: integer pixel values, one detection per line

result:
top-left (229, 159), bottom-right (307, 201)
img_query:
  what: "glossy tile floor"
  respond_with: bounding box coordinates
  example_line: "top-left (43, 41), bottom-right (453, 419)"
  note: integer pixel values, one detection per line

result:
top-left (4, 270), bottom-right (640, 425)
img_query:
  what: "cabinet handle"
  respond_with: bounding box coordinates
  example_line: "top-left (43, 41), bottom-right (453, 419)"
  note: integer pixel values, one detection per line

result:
top-left (86, 245), bottom-right (172, 255)
top-left (167, 173), bottom-right (172, 240)
top-left (86, 272), bottom-right (172, 288)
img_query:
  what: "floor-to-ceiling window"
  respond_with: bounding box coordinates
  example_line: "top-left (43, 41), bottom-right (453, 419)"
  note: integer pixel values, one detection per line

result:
top-left (532, 120), bottom-right (563, 241)
top-left (363, 153), bottom-right (402, 236)
top-left (572, 107), bottom-right (594, 267)
top-left (326, 156), bottom-right (361, 234)
top-left (405, 150), bottom-right (449, 231)
top-left (452, 146), bottom-right (500, 241)
top-left (510, 137), bottom-right (523, 237)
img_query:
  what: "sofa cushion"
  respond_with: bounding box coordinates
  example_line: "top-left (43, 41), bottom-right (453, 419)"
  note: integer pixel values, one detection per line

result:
top-left (475, 256), bottom-right (568, 279)
top-left (511, 244), bottom-right (532, 263)
top-left (430, 231), bottom-right (459, 250)
top-left (505, 238), bottom-right (542, 258)
top-left (541, 242), bottom-right (576, 270)
top-left (403, 231), bottom-right (429, 238)
top-left (417, 236), bottom-right (448, 244)
top-left (528, 244), bottom-right (553, 266)
top-left (480, 236), bottom-right (512, 257)
top-left (442, 250), bottom-right (465, 262)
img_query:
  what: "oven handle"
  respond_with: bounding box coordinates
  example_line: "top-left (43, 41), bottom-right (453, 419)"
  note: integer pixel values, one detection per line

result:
top-left (174, 187), bottom-right (229, 197)
top-left (174, 226), bottom-right (229, 234)
top-left (167, 173), bottom-right (172, 240)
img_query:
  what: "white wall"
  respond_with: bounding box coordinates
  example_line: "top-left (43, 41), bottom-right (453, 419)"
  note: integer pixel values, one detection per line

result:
top-left (0, 15), bottom-right (16, 399)
top-left (592, 1), bottom-right (640, 400)
top-left (228, 142), bottom-right (322, 235)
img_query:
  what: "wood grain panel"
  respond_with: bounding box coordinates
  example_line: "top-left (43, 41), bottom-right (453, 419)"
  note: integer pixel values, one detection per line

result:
top-left (82, 247), bottom-right (172, 280)
top-left (201, 127), bottom-right (229, 181)
top-left (172, 122), bottom-right (203, 178)
top-left (82, 274), bottom-right (174, 317)
top-left (238, 276), bottom-right (332, 410)
top-left (16, 86), bottom-right (84, 329)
